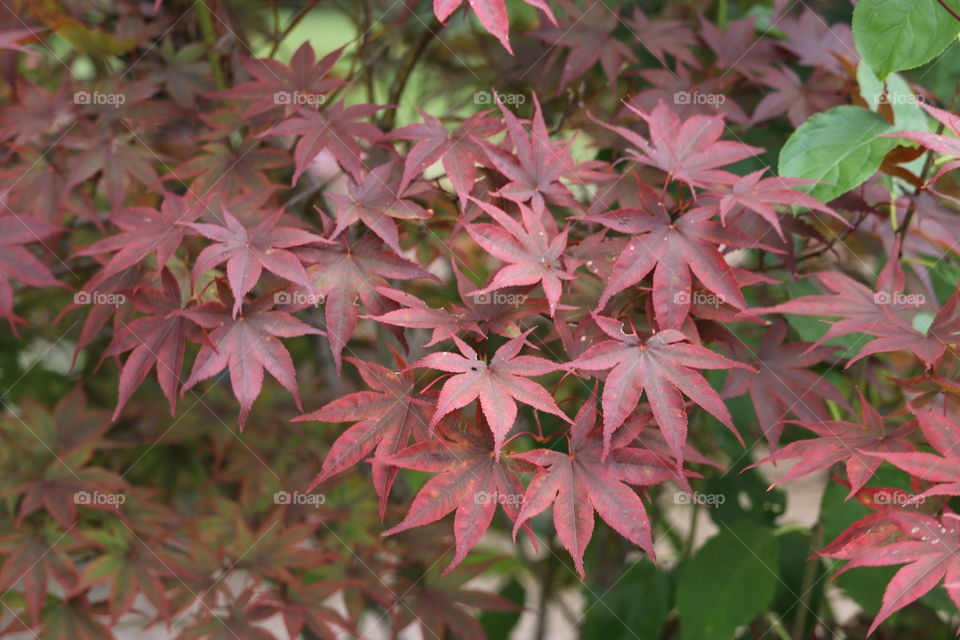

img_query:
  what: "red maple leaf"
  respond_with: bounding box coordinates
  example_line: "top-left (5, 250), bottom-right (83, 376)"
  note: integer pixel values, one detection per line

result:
top-left (211, 42), bottom-right (343, 120)
top-left (465, 196), bottom-right (574, 316)
top-left (290, 233), bottom-right (440, 372)
top-left (434, 0), bottom-right (555, 54)
top-left (482, 93), bottom-right (610, 210)
top-left (293, 352), bottom-right (433, 519)
top-left (391, 108), bottom-right (503, 200)
top-left (527, 6), bottom-right (636, 89)
top-left (570, 314), bottom-right (752, 464)
top-left (722, 319), bottom-right (850, 448)
top-left (74, 193), bottom-right (203, 282)
top-left (260, 100), bottom-right (385, 184)
top-left (708, 168), bottom-right (841, 240)
top-left (179, 288), bottom-right (322, 429)
top-left (183, 205), bottom-right (329, 317)
top-left (328, 161), bottom-right (432, 256)
top-left (100, 268), bottom-right (206, 419)
top-left (823, 511), bottom-right (960, 635)
top-left (411, 331), bottom-right (570, 458)
top-left (748, 389), bottom-right (915, 496)
top-left (598, 100), bottom-right (762, 190)
top-left (579, 180), bottom-right (768, 328)
top-left (866, 409), bottom-right (960, 502)
top-left (375, 414), bottom-right (538, 572)
top-left (511, 389), bottom-right (681, 577)
top-left (0, 214), bottom-right (67, 332)
top-left (751, 247), bottom-right (960, 369)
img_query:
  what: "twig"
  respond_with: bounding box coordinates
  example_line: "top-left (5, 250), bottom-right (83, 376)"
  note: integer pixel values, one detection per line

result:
top-left (935, 0), bottom-right (960, 22)
top-left (268, 0), bottom-right (322, 58)
top-left (896, 74), bottom-right (960, 245)
top-left (197, 2), bottom-right (226, 91)
top-left (791, 518), bottom-right (823, 639)
top-left (380, 23), bottom-right (442, 130)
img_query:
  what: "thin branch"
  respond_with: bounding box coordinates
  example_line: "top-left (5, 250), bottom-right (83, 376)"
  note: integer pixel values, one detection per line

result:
top-left (935, 0), bottom-right (960, 22)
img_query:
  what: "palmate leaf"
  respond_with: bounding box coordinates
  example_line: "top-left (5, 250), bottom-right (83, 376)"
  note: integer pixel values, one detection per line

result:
top-left (100, 268), bottom-right (205, 419)
top-left (291, 234), bottom-right (440, 372)
top-left (722, 319), bottom-right (850, 449)
top-left (182, 205), bottom-right (329, 318)
top-left (578, 179), bottom-right (771, 328)
top-left (391, 108), bottom-right (503, 200)
top-left (179, 288), bottom-right (322, 429)
top-left (748, 389), bottom-right (915, 496)
top-left (512, 390), bottom-right (681, 578)
top-left (752, 249), bottom-right (960, 369)
top-left (434, 0), bottom-right (555, 54)
top-left (411, 331), bottom-right (570, 459)
top-left (867, 409), bottom-right (960, 502)
top-left (375, 415), bottom-right (538, 573)
top-left (823, 511), bottom-right (960, 635)
top-left (596, 99), bottom-right (762, 191)
top-left (294, 351), bottom-right (432, 519)
top-left (464, 196), bottom-right (574, 317)
top-left (74, 193), bottom-right (203, 282)
top-left (0, 214), bottom-right (69, 332)
top-left (571, 314), bottom-right (752, 464)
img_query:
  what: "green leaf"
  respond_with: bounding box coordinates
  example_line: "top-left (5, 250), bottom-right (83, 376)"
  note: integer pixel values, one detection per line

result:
top-left (853, 0), bottom-right (960, 80)
top-left (779, 105), bottom-right (899, 204)
top-left (677, 522), bottom-right (779, 640)
top-left (480, 577), bottom-right (525, 639)
top-left (581, 560), bottom-right (671, 640)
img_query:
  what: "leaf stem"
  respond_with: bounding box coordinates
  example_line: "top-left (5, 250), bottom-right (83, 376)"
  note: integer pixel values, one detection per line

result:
top-left (896, 73), bottom-right (960, 245)
top-left (934, 0), bottom-right (960, 22)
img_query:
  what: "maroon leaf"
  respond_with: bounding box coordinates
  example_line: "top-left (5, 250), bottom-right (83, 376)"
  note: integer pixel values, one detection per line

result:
top-left (512, 390), bottom-right (680, 577)
top-left (375, 415), bottom-right (537, 572)
top-left (411, 331), bottom-right (570, 458)
top-left (183, 205), bottom-right (328, 317)
top-left (571, 314), bottom-right (752, 463)
top-left (180, 290), bottom-right (322, 429)
top-left (294, 352), bottom-right (432, 519)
